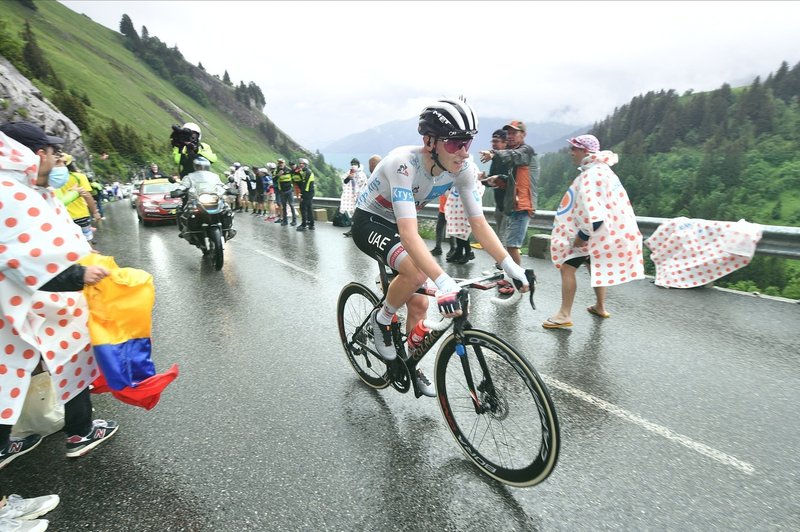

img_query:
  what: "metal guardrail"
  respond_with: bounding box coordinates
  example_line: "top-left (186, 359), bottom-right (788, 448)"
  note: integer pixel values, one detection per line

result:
top-left (312, 197), bottom-right (800, 260)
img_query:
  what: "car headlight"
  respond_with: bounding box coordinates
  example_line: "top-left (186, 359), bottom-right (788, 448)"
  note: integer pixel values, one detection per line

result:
top-left (142, 201), bottom-right (158, 208)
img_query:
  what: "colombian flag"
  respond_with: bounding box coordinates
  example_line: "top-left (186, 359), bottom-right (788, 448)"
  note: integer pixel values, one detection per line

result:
top-left (79, 254), bottom-right (178, 409)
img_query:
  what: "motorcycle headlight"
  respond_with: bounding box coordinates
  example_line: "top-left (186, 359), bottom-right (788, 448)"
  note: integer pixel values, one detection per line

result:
top-left (198, 193), bottom-right (219, 205)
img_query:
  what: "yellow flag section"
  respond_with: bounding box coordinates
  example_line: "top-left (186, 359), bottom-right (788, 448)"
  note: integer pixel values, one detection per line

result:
top-left (78, 254), bottom-right (156, 390)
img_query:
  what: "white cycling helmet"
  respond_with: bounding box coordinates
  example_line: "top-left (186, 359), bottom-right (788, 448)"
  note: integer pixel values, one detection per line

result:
top-left (298, 158), bottom-right (309, 165)
top-left (266, 162), bottom-right (277, 170)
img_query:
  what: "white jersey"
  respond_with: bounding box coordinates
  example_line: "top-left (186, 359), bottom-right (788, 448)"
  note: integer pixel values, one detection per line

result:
top-left (355, 146), bottom-right (484, 222)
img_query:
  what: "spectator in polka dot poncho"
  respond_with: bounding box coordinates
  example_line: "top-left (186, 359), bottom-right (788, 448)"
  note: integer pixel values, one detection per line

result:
top-left (0, 122), bottom-right (119, 470)
top-left (543, 135), bottom-right (644, 329)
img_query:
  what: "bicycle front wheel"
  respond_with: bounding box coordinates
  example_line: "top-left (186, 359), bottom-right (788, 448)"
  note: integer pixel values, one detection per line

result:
top-left (435, 329), bottom-right (560, 487)
top-left (337, 282), bottom-right (389, 389)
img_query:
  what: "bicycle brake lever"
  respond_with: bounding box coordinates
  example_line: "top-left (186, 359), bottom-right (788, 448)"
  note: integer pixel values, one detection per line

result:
top-left (511, 269), bottom-right (537, 310)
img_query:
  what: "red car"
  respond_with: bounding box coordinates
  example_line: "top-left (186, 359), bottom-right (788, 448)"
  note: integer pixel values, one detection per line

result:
top-left (136, 178), bottom-right (182, 225)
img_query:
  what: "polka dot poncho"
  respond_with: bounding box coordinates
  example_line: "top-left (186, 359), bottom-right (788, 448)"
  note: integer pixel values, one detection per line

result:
top-left (550, 150), bottom-right (644, 287)
top-left (0, 132), bottom-right (97, 425)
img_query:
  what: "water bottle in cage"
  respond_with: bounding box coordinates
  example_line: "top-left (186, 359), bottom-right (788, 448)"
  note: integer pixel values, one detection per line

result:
top-left (407, 319), bottom-right (431, 357)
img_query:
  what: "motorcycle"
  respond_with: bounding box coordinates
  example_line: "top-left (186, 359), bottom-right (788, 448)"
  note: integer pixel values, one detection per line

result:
top-left (171, 170), bottom-right (236, 270)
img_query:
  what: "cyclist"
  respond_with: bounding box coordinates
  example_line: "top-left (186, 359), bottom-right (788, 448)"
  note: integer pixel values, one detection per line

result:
top-left (351, 97), bottom-right (530, 397)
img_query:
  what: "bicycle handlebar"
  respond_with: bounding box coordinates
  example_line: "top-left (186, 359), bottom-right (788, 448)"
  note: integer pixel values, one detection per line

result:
top-left (421, 268), bottom-right (536, 331)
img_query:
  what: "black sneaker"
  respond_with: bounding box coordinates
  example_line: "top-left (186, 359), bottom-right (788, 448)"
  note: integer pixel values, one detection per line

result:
top-left (296, 225), bottom-right (306, 231)
top-left (290, 221), bottom-right (297, 226)
top-left (65, 419), bottom-right (119, 458)
top-left (430, 247), bottom-right (443, 256)
top-left (414, 368), bottom-right (436, 398)
top-left (369, 309), bottom-right (398, 361)
top-left (0, 434), bottom-right (42, 471)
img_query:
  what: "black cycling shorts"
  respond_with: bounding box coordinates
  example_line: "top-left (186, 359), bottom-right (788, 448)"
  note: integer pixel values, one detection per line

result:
top-left (563, 255), bottom-right (590, 269)
top-left (351, 209), bottom-right (407, 271)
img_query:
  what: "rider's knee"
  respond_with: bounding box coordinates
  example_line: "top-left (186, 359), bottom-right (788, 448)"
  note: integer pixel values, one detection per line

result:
top-left (407, 293), bottom-right (428, 315)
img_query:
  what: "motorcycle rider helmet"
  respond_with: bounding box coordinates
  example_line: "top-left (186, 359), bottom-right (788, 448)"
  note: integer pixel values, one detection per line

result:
top-left (418, 96), bottom-right (478, 139)
top-left (193, 157), bottom-right (211, 171)
top-left (266, 162), bottom-right (277, 170)
top-left (233, 162), bottom-right (241, 168)
top-left (182, 122), bottom-right (202, 140)
top-left (298, 158), bottom-right (309, 166)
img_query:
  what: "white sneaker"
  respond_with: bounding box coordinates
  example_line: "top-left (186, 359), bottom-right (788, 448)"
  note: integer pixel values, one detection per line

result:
top-left (414, 368), bottom-right (436, 398)
top-left (0, 516), bottom-right (49, 531)
top-left (0, 494), bottom-right (59, 521)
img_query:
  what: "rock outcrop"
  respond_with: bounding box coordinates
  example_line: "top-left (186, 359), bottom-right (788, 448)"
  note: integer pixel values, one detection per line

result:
top-left (0, 56), bottom-right (87, 161)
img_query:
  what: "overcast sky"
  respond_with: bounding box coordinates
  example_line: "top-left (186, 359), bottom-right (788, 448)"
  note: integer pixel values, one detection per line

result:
top-left (61, 1), bottom-right (800, 150)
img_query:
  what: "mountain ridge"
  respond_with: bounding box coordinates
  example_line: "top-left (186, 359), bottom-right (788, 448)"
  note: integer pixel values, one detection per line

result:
top-left (322, 116), bottom-right (588, 158)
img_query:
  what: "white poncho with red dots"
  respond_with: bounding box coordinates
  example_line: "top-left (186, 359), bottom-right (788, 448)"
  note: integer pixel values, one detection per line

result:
top-left (645, 217), bottom-right (762, 288)
top-left (0, 133), bottom-right (97, 425)
top-left (550, 150), bottom-right (644, 287)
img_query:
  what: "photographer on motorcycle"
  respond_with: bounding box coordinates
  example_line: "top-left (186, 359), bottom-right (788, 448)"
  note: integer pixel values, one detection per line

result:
top-left (177, 157), bottom-right (225, 236)
top-left (171, 122), bottom-right (218, 177)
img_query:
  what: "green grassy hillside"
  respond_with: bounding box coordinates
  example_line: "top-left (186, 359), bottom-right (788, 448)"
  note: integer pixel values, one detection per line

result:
top-left (2, 0), bottom-right (339, 192)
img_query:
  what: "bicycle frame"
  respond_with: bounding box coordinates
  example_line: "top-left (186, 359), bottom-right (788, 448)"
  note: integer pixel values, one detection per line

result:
top-left (366, 264), bottom-right (506, 410)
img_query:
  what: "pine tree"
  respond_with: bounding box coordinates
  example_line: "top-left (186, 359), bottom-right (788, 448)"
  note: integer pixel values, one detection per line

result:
top-left (223, 70), bottom-right (232, 86)
top-left (141, 25), bottom-right (149, 41)
top-left (21, 21), bottom-right (56, 83)
top-left (119, 14), bottom-right (139, 41)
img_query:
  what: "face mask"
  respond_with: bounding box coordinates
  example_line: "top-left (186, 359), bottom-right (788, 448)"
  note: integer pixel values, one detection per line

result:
top-left (48, 166), bottom-right (70, 188)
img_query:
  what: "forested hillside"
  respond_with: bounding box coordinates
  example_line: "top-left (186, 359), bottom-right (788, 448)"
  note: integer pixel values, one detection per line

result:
top-left (0, 0), bottom-right (341, 195)
top-left (538, 61), bottom-right (800, 299)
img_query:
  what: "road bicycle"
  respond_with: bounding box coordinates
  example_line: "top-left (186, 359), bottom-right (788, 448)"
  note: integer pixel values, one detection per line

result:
top-left (336, 264), bottom-right (560, 487)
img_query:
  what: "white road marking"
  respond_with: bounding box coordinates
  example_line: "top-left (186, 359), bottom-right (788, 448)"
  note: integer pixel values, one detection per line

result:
top-left (230, 241), bottom-right (317, 277)
top-left (232, 235), bottom-right (755, 475)
top-left (541, 374), bottom-right (756, 475)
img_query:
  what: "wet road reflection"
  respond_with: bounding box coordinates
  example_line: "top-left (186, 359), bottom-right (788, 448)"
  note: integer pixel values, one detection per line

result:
top-left (3, 201), bottom-right (798, 530)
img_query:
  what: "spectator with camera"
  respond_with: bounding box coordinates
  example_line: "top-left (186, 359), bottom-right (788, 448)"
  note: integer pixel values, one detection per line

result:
top-left (171, 122), bottom-right (217, 177)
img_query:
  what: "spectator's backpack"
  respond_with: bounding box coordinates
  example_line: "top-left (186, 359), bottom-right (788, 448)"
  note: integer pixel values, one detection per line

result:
top-left (332, 211), bottom-right (352, 227)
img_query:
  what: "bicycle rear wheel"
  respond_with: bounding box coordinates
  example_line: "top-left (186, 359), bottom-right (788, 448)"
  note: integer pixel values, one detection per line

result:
top-left (337, 282), bottom-right (390, 389)
top-left (435, 329), bottom-right (560, 487)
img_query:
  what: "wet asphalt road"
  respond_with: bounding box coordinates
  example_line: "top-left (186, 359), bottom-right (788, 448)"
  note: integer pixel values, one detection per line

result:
top-left (2, 200), bottom-right (799, 531)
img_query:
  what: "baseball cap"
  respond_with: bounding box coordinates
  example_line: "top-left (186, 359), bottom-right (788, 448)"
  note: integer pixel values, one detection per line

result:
top-left (491, 129), bottom-right (508, 140)
top-left (0, 121), bottom-right (64, 152)
top-left (567, 134), bottom-right (600, 153)
top-left (502, 120), bottom-right (526, 133)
